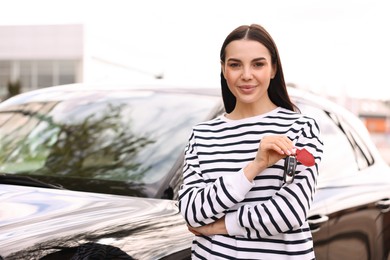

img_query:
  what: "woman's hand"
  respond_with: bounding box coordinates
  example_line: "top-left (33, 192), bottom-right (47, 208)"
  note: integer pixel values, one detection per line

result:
top-left (257, 135), bottom-right (295, 167)
top-left (244, 135), bottom-right (295, 181)
top-left (187, 217), bottom-right (228, 236)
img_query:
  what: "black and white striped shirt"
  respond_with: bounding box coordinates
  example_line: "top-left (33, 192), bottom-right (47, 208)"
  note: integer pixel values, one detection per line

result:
top-left (178, 107), bottom-right (323, 259)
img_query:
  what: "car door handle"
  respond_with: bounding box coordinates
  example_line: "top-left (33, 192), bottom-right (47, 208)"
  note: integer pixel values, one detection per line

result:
top-left (308, 214), bottom-right (329, 233)
top-left (375, 198), bottom-right (390, 213)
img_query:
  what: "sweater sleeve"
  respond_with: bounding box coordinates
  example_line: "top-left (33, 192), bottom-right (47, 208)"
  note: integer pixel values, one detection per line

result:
top-left (178, 129), bottom-right (255, 227)
top-left (225, 117), bottom-right (324, 238)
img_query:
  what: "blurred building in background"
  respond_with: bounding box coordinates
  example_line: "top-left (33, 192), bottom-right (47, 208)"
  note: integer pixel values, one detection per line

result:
top-left (0, 24), bottom-right (161, 100)
top-left (0, 24), bottom-right (84, 99)
top-left (358, 99), bottom-right (390, 133)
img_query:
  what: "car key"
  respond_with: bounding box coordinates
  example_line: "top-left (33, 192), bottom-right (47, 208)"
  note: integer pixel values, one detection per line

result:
top-left (284, 155), bottom-right (297, 184)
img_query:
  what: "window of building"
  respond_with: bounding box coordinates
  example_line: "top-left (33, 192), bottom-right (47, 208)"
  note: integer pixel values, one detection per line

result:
top-left (58, 60), bottom-right (77, 85)
top-left (0, 61), bottom-right (11, 92)
top-left (0, 60), bottom-right (80, 98)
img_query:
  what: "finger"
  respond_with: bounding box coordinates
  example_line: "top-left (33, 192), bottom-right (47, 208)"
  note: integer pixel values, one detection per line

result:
top-left (261, 135), bottom-right (293, 156)
top-left (275, 137), bottom-right (294, 155)
top-left (260, 140), bottom-right (284, 155)
top-left (266, 139), bottom-right (289, 155)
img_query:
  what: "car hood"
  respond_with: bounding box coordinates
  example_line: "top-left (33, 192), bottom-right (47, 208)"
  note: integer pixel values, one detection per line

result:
top-left (0, 184), bottom-right (192, 259)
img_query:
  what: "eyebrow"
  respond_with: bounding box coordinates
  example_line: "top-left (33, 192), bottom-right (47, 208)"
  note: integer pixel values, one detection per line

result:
top-left (226, 57), bottom-right (267, 62)
top-left (252, 57), bottom-right (267, 62)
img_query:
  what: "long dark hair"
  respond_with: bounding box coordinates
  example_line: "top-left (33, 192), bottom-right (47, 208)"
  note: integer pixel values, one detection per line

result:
top-left (220, 24), bottom-right (297, 113)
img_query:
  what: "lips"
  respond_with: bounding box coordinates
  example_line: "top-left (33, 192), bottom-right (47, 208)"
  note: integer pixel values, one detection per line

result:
top-left (238, 85), bottom-right (256, 94)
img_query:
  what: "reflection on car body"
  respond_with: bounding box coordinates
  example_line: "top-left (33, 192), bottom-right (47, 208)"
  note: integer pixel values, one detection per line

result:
top-left (0, 185), bottom-right (191, 259)
top-left (0, 83), bottom-right (389, 259)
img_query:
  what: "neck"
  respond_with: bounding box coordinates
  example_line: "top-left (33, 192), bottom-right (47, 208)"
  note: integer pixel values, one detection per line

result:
top-left (227, 101), bottom-right (277, 120)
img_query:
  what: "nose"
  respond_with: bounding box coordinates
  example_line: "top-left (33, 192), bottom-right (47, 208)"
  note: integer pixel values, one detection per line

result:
top-left (241, 66), bottom-right (253, 80)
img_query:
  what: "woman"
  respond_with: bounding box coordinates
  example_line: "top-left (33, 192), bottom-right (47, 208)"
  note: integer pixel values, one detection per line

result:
top-left (178, 24), bottom-right (323, 259)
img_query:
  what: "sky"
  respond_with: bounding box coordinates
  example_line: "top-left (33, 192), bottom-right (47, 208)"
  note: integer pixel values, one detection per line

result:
top-left (1, 0), bottom-right (389, 100)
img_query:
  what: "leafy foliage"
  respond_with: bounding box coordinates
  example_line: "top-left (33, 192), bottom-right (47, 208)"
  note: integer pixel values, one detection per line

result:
top-left (0, 104), bottom-right (155, 182)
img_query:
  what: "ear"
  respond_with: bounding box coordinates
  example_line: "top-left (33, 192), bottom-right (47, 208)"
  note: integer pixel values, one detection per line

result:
top-left (271, 63), bottom-right (277, 79)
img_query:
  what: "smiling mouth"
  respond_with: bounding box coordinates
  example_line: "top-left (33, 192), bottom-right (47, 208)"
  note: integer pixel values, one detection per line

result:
top-left (238, 85), bottom-right (256, 93)
top-left (239, 85), bottom-right (255, 89)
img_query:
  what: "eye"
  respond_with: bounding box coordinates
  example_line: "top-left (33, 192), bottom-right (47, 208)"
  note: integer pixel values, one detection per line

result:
top-left (228, 62), bottom-right (240, 68)
top-left (254, 62), bottom-right (265, 68)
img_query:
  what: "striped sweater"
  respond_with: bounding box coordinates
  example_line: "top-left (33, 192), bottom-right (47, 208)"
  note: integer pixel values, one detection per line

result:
top-left (178, 107), bottom-right (323, 260)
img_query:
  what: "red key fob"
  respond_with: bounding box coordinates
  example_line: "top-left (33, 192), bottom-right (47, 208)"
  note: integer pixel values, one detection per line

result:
top-left (295, 148), bottom-right (315, 166)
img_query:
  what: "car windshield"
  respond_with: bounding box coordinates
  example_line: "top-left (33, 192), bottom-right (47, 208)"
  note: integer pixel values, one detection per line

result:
top-left (0, 89), bottom-right (220, 196)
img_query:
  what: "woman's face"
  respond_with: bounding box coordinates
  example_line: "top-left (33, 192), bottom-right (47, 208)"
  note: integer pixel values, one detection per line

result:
top-left (221, 39), bottom-right (276, 108)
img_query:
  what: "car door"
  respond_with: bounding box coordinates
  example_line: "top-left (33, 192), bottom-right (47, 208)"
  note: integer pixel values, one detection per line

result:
top-left (311, 173), bottom-right (390, 260)
top-left (301, 103), bottom-right (390, 260)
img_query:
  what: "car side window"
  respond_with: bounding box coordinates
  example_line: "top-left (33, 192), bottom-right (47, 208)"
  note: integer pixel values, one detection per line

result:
top-left (330, 112), bottom-right (374, 170)
top-left (297, 103), bottom-right (359, 180)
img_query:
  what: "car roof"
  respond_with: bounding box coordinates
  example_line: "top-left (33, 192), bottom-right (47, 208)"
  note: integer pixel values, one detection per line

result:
top-left (0, 81), bottom-right (340, 110)
top-left (0, 82), bottom-right (222, 107)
